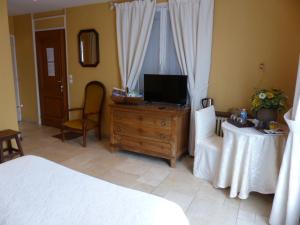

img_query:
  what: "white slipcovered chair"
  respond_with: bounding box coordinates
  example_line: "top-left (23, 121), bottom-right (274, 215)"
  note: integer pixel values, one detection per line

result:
top-left (193, 105), bottom-right (223, 182)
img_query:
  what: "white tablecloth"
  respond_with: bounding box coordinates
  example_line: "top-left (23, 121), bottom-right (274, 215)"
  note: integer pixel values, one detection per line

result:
top-left (214, 122), bottom-right (287, 199)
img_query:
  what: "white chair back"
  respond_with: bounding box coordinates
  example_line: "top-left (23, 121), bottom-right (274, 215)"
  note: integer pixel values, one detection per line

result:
top-left (195, 105), bottom-right (216, 144)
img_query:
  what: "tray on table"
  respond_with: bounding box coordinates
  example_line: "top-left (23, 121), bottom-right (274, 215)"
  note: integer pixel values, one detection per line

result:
top-left (227, 119), bottom-right (255, 128)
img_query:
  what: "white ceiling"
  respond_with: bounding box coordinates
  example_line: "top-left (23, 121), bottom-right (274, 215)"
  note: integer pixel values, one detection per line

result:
top-left (8, 0), bottom-right (110, 16)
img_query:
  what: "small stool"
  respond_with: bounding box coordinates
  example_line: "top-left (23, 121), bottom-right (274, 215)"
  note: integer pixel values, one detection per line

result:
top-left (0, 129), bottom-right (24, 163)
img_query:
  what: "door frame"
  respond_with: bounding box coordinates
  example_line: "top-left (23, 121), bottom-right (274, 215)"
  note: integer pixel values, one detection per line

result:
top-left (31, 11), bottom-right (70, 125)
top-left (10, 35), bottom-right (22, 122)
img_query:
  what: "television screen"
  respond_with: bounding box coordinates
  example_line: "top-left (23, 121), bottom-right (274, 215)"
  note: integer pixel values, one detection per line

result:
top-left (144, 74), bottom-right (188, 105)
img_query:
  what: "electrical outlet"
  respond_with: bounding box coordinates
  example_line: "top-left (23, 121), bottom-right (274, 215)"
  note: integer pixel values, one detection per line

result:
top-left (68, 74), bottom-right (73, 84)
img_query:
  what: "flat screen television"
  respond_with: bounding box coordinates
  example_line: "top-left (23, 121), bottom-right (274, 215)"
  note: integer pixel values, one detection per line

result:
top-left (144, 74), bottom-right (188, 105)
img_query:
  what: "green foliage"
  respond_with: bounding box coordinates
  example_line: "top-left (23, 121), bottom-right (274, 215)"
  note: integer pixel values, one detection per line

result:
top-left (251, 89), bottom-right (288, 113)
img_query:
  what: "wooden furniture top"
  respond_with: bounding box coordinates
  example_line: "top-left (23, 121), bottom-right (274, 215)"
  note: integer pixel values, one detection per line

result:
top-left (0, 130), bottom-right (21, 140)
top-left (109, 103), bottom-right (190, 114)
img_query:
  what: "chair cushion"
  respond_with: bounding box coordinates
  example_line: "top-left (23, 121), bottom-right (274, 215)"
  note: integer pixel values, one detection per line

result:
top-left (63, 119), bottom-right (97, 130)
top-left (194, 134), bottom-right (223, 181)
top-left (198, 135), bottom-right (223, 151)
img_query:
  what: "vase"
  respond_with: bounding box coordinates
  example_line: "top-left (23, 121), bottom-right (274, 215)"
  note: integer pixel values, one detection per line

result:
top-left (256, 108), bottom-right (278, 129)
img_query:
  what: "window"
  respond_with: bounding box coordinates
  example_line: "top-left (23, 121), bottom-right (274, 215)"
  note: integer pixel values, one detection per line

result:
top-left (138, 5), bottom-right (182, 93)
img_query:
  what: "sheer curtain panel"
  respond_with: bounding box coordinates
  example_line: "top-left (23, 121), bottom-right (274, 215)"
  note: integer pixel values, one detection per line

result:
top-left (139, 5), bottom-right (182, 92)
top-left (169, 0), bottom-right (214, 155)
top-left (270, 57), bottom-right (300, 225)
top-left (116, 0), bottom-right (156, 91)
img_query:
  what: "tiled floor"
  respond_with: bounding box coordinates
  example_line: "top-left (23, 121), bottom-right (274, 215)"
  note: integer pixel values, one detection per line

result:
top-left (19, 122), bottom-right (272, 225)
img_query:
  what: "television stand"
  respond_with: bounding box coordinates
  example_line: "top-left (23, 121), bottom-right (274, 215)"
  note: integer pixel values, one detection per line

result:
top-left (109, 103), bottom-right (190, 167)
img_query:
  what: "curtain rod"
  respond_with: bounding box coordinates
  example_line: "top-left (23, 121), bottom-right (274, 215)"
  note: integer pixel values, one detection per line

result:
top-left (110, 0), bottom-right (154, 10)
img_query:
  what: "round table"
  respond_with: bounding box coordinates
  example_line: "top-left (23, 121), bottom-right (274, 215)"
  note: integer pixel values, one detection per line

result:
top-left (213, 121), bottom-right (287, 199)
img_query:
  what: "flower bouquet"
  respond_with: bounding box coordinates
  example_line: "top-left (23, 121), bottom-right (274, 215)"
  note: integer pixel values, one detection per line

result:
top-left (251, 89), bottom-right (287, 128)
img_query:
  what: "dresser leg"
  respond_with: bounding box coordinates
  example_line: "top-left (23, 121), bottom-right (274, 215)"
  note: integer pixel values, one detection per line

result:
top-left (110, 145), bottom-right (119, 153)
top-left (170, 158), bottom-right (176, 168)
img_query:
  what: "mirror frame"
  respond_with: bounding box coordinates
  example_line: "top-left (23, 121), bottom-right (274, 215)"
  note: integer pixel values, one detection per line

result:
top-left (78, 29), bottom-right (100, 67)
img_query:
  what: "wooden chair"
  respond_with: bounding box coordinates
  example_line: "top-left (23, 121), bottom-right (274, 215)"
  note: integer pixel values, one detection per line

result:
top-left (61, 81), bottom-right (105, 147)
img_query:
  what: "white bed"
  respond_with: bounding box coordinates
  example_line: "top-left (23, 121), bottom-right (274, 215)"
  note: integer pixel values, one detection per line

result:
top-left (0, 156), bottom-right (189, 225)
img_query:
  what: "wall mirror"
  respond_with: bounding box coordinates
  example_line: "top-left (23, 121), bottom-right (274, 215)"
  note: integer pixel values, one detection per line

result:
top-left (78, 29), bottom-right (99, 67)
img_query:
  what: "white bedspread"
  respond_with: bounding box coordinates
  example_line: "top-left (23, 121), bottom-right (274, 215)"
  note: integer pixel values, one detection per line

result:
top-left (0, 156), bottom-right (189, 225)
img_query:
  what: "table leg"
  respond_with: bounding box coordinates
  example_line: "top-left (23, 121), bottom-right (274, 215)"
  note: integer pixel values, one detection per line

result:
top-left (15, 136), bottom-right (24, 156)
top-left (7, 140), bottom-right (12, 159)
top-left (0, 141), bottom-right (3, 163)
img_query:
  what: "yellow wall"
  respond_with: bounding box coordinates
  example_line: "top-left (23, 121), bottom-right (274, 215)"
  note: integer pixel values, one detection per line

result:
top-left (209, 0), bottom-right (300, 111)
top-left (0, 0), bottom-right (18, 130)
top-left (11, 0), bottom-right (300, 136)
top-left (13, 15), bottom-right (38, 122)
top-left (67, 3), bottom-right (120, 136)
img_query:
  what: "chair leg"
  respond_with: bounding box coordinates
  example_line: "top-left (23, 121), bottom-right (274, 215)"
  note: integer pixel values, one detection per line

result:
top-left (61, 126), bottom-right (65, 142)
top-left (83, 129), bottom-right (87, 147)
top-left (98, 125), bottom-right (102, 140)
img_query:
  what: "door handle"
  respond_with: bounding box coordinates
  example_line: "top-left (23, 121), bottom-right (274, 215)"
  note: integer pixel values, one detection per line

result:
top-left (57, 81), bottom-right (63, 93)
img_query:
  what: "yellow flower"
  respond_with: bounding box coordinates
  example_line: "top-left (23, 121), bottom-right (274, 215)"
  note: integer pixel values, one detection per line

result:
top-left (266, 92), bottom-right (274, 99)
top-left (252, 97), bottom-right (261, 108)
top-left (259, 93), bottom-right (267, 99)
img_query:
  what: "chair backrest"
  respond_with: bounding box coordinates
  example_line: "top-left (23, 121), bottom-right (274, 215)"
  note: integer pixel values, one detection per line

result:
top-left (195, 105), bottom-right (216, 143)
top-left (83, 81), bottom-right (105, 122)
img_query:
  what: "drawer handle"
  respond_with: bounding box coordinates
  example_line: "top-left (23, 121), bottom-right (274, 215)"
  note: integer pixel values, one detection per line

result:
top-left (159, 134), bottom-right (166, 140)
top-left (161, 120), bottom-right (167, 126)
top-left (116, 126), bottom-right (122, 133)
top-left (115, 136), bottom-right (121, 141)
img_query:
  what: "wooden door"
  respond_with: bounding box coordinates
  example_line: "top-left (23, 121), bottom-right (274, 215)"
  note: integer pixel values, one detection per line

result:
top-left (36, 30), bottom-right (68, 128)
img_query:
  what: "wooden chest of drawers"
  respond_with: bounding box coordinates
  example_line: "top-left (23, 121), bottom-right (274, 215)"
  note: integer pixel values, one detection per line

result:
top-left (109, 103), bottom-right (190, 167)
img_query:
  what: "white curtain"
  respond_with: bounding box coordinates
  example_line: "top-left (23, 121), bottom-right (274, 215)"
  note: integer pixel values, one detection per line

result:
top-left (270, 57), bottom-right (300, 225)
top-left (139, 4), bottom-right (182, 92)
top-left (116, 0), bottom-right (156, 91)
top-left (169, 0), bottom-right (214, 155)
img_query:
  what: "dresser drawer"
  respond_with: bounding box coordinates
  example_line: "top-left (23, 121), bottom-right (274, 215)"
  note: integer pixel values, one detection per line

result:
top-left (114, 135), bottom-right (172, 156)
top-left (113, 110), bottom-right (171, 129)
top-left (113, 121), bottom-right (172, 142)
top-left (110, 104), bottom-right (190, 168)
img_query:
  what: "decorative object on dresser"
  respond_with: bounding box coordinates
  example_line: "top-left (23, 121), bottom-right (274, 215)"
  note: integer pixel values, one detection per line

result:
top-left (111, 87), bottom-right (144, 105)
top-left (110, 103), bottom-right (190, 167)
top-left (0, 129), bottom-right (24, 163)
